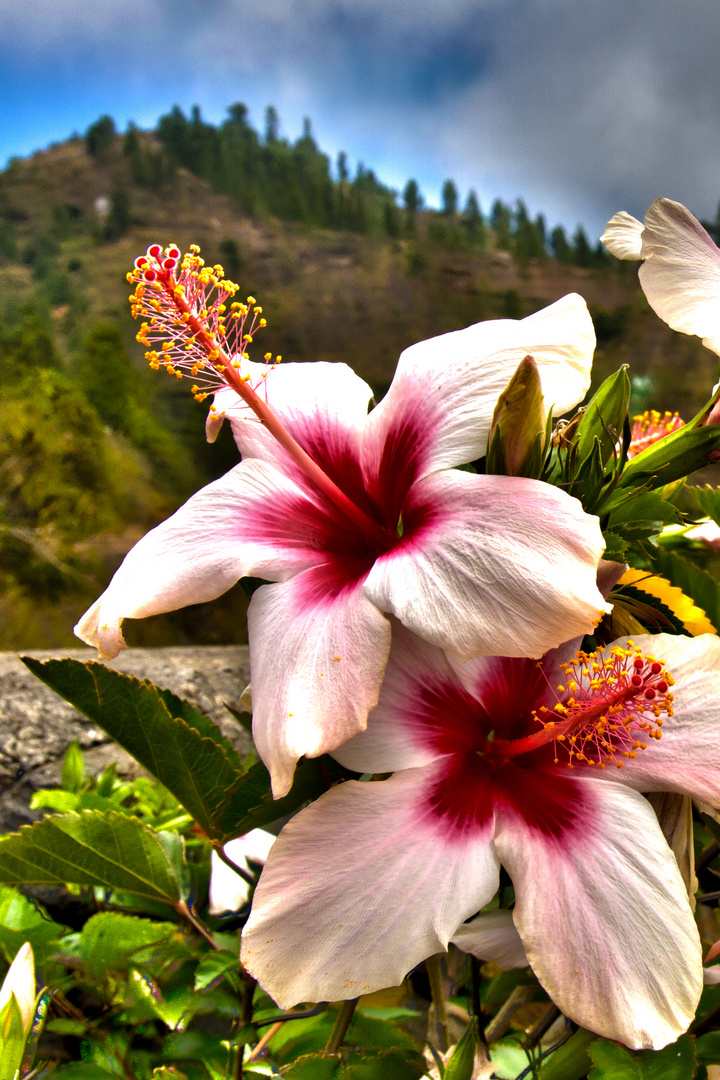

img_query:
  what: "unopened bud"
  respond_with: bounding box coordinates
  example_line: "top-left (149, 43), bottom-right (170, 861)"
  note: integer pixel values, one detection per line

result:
top-left (488, 355), bottom-right (545, 475)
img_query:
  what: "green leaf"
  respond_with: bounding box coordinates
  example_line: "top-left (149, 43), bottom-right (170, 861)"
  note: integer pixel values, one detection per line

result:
top-left (128, 969), bottom-right (193, 1030)
top-left (0, 885), bottom-right (66, 967)
top-left (690, 485), bottom-right (720, 528)
top-left (0, 811), bottom-right (189, 905)
top-left (648, 547), bottom-right (720, 633)
top-left (21, 657), bottom-right (335, 843)
top-left (194, 949), bottom-right (240, 991)
top-left (606, 491), bottom-right (681, 529)
top-left (620, 426), bottom-right (720, 490)
top-left (61, 739), bottom-right (85, 793)
top-left (78, 912), bottom-right (188, 977)
top-left (574, 367), bottom-right (631, 467)
top-left (280, 1048), bottom-right (427, 1079)
top-left (538, 1027), bottom-right (597, 1080)
top-left (21, 657), bottom-right (248, 844)
top-left (444, 1021), bottom-right (477, 1080)
top-left (587, 1033), bottom-right (696, 1079)
top-left (696, 1030), bottom-right (720, 1067)
top-left (0, 994), bottom-right (26, 1076)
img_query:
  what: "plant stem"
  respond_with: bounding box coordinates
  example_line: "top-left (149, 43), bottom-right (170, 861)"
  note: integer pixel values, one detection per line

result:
top-left (324, 998), bottom-right (359, 1055)
top-left (177, 899), bottom-right (218, 948)
top-left (426, 954), bottom-right (449, 1053)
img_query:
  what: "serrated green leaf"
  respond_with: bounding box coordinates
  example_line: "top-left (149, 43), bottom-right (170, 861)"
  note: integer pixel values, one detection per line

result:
top-left (574, 367), bottom-right (630, 467)
top-left (194, 949), bottom-right (240, 991)
top-left (648, 548), bottom-right (720, 632)
top-left (0, 811), bottom-right (189, 905)
top-left (21, 657), bottom-right (334, 843)
top-left (444, 1021), bottom-right (477, 1080)
top-left (21, 657), bottom-right (249, 844)
top-left (588, 1033), bottom-right (696, 1079)
top-left (78, 912), bottom-right (188, 977)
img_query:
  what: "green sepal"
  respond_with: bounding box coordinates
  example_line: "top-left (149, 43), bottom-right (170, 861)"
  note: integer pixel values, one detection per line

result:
top-left (620, 425), bottom-right (720, 490)
top-left (573, 367), bottom-right (630, 469)
top-left (443, 1020), bottom-right (478, 1080)
top-left (691, 484), bottom-right (720, 527)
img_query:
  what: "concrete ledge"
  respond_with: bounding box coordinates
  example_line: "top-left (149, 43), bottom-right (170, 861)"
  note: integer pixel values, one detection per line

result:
top-left (0, 645), bottom-right (252, 832)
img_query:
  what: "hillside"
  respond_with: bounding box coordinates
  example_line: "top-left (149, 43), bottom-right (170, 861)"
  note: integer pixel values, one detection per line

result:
top-left (1, 124), bottom-right (717, 650)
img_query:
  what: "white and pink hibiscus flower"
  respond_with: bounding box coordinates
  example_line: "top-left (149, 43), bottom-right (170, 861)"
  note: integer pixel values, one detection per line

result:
top-left (602, 197), bottom-right (720, 357)
top-left (240, 622), bottom-right (720, 1049)
top-left (76, 285), bottom-right (607, 797)
top-left (208, 829), bottom-right (276, 915)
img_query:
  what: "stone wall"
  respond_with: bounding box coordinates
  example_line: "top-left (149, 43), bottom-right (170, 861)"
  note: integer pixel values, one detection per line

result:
top-left (0, 646), bottom-right (251, 833)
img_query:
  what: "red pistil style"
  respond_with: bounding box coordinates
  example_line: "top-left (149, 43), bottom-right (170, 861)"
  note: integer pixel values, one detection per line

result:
top-left (128, 244), bottom-right (394, 549)
top-left (498, 641), bottom-right (673, 768)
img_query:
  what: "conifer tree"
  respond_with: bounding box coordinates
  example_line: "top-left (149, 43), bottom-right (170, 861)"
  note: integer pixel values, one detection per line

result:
top-left (441, 179), bottom-right (458, 217)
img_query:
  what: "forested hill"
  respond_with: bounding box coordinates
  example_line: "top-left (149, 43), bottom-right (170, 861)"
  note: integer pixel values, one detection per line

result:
top-left (0, 104), bottom-right (715, 650)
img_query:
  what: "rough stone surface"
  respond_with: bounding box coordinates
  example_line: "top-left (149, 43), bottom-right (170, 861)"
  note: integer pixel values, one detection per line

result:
top-left (0, 645), bottom-right (251, 833)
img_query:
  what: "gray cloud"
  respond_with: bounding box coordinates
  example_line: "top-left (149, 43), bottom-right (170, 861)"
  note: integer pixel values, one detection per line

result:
top-left (3, 0), bottom-right (720, 237)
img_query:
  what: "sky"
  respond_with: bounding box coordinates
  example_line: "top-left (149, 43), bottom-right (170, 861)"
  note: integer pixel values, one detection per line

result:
top-left (3, 0), bottom-right (720, 241)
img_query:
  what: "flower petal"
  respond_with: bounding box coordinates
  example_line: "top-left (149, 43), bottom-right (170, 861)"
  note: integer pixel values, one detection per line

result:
top-left (212, 359), bottom-right (372, 473)
top-left (209, 829), bottom-right (276, 915)
top-left (494, 777), bottom-right (702, 1050)
top-left (332, 619), bottom-right (463, 774)
top-left (451, 909), bottom-right (528, 970)
top-left (240, 765), bottom-right (500, 1008)
top-left (74, 460), bottom-right (328, 658)
top-left (248, 574), bottom-right (392, 797)
top-left (363, 294), bottom-right (595, 477)
top-left (363, 470), bottom-right (607, 660)
top-left (0, 942), bottom-right (35, 1032)
top-left (594, 633), bottom-right (720, 808)
top-left (638, 198), bottom-right (720, 357)
top-left (601, 211), bottom-right (645, 259)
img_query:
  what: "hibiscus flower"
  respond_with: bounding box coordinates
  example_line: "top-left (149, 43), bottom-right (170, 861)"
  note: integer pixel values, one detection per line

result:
top-left (602, 197), bottom-right (720, 357)
top-left (75, 248), bottom-right (606, 796)
top-left (240, 622), bottom-right (718, 1048)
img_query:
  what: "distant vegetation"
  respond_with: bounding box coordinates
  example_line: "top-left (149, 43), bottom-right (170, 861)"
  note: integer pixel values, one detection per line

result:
top-left (0, 102), bottom-right (715, 649)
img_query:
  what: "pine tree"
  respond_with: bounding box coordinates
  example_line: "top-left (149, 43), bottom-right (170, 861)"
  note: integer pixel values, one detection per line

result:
top-left (441, 179), bottom-right (458, 217)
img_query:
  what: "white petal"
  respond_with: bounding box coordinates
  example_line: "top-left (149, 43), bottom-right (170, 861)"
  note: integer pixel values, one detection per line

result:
top-left (639, 198), bottom-right (720, 356)
top-left (0, 942), bottom-right (35, 1032)
top-left (452, 909), bottom-right (528, 969)
top-left (363, 470), bottom-right (607, 660)
top-left (208, 830), bottom-right (276, 915)
top-left (364, 294), bottom-right (595, 476)
top-left (212, 360), bottom-right (372, 470)
top-left (601, 211), bottom-right (644, 259)
top-left (240, 765), bottom-right (500, 1008)
top-left (332, 619), bottom-right (458, 774)
top-left (593, 633), bottom-right (720, 807)
top-left (248, 575), bottom-right (391, 797)
top-left (74, 460), bottom-right (327, 658)
top-left (494, 778), bottom-right (702, 1050)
